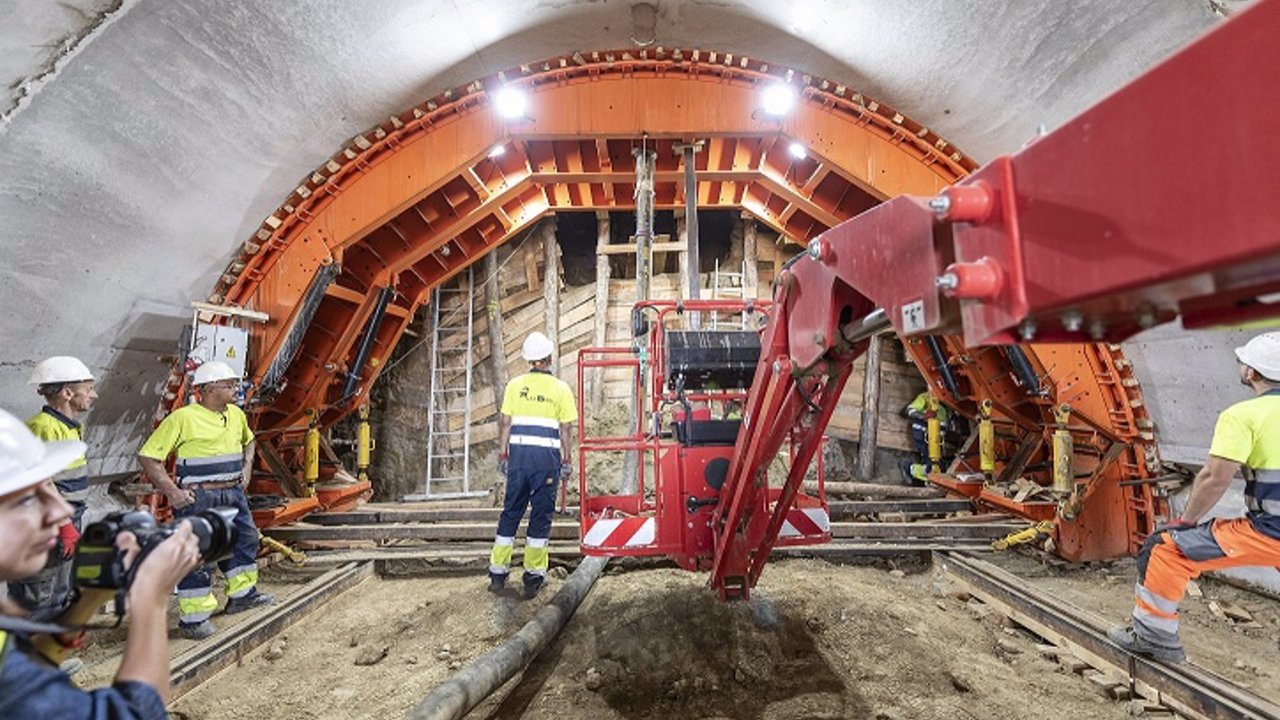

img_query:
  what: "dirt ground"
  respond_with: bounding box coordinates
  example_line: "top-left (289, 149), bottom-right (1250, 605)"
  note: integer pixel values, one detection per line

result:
top-left (123, 554), bottom-right (1199, 720)
top-left (69, 551), bottom-right (1280, 719)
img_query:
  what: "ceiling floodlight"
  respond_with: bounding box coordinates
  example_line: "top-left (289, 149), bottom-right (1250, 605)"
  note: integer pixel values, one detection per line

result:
top-left (788, 141), bottom-right (808, 160)
top-left (494, 86), bottom-right (527, 119)
top-left (760, 83), bottom-right (797, 116)
top-left (488, 143), bottom-right (507, 158)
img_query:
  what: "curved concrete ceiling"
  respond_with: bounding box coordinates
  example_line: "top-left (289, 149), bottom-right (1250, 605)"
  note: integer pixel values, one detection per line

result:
top-left (0, 0), bottom-right (1245, 473)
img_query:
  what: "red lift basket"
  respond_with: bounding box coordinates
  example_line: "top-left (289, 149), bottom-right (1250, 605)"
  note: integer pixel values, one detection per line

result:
top-left (575, 299), bottom-right (831, 574)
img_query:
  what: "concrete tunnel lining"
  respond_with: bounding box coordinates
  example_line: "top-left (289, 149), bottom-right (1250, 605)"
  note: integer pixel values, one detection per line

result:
top-left (0, 0), bottom-right (1229, 477)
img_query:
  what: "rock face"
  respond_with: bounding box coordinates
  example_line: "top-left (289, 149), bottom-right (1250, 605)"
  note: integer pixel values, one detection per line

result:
top-left (369, 309), bottom-right (432, 500)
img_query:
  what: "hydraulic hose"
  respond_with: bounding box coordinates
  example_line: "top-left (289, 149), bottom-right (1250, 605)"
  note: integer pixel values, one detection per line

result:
top-left (924, 335), bottom-right (960, 397)
top-left (404, 556), bottom-right (607, 720)
top-left (1001, 345), bottom-right (1042, 394)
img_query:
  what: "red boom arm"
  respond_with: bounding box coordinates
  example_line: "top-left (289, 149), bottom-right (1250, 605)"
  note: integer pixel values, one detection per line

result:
top-left (709, 0), bottom-right (1280, 598)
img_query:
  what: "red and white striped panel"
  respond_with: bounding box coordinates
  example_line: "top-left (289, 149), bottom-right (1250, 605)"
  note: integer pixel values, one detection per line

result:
top-left (778, 507), bottom-right (830, 539)
top-left (582, 517), bottom-right (657, 549)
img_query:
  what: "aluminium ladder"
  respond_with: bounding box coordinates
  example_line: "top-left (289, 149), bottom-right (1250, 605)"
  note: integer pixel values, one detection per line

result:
top-left (407, 267), bottom-right (486, 500)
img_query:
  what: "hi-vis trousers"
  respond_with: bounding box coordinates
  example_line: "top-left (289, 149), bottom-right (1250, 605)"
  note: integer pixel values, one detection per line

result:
top-left (1131, 517), bottom-right (1280, 648)
top-left (489, 467), bottom-right (558, 580)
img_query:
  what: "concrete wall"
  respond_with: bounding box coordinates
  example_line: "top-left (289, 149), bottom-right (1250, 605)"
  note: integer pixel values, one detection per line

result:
top-left (1124, 325), bottom-right (1258, 466)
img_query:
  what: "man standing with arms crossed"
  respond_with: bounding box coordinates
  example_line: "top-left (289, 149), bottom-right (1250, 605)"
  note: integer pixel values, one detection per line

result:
top-left (488, 332), bottom-right (577, 599)
top-left (138, 360), bottom-right (273, 639)
top-left (1110, 332), bottom-right (1280, 663)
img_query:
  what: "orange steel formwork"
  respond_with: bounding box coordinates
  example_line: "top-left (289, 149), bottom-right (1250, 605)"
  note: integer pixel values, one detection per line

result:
top-left (903, 337), bottom-right (1159, 561)
top-left (159, 48), bottom-right (1157, 560)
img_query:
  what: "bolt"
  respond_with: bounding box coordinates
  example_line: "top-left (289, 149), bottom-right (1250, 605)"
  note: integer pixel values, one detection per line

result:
top-left (927, 195), bottom-right (951, 218)
top-left (1088, 318), bottom-right (1107, 340)
top-left (1018, 319), bottom-right (1037, 342)
top-left (772, 360), bottom-right (782, 375)
top-left (807, 238), bottom-right (823, 260)
top-left (814, 331), bottom-right (825, 346)
top-left (935, 272), bottom-right (959, 292)
top-left (439, 245), bottom-right (452, 257)
top-left (1060, 310), bottom-right (1084, 333)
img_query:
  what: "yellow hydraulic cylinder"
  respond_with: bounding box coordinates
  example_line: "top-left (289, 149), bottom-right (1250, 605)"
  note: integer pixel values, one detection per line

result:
top-left (978, 399), bottom-right (995, 475)
top-left (261, 536), bottom-right (306, 565)
top-left (1052, 404), bottom-right (1073, 494)
top-left (304, 412), bottom-right (320, 495)
top-left (927, 397), bottom-right (943, 473)
top-left (357, 403), bottom-right (372, 483)
top-left (992, 520), bottom-right (1055, 551)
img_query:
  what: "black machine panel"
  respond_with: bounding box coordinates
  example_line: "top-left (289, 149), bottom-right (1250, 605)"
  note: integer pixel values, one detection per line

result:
top-left (665, 331), bottom-right (761, 391)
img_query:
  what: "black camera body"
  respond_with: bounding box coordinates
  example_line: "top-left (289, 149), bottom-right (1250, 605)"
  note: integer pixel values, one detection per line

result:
top-left (74, 508), bottom-right (239, 589)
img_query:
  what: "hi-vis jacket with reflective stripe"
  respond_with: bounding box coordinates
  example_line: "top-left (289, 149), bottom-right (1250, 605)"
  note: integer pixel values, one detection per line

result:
top-left (1208, 388), bottom-right (1280, 539)
top-left (138, 403), bottom-right (254, 487)
top-left (27, 407), bottom-right (89, 501)
top-left (501, 369), bottom-right (577, 471)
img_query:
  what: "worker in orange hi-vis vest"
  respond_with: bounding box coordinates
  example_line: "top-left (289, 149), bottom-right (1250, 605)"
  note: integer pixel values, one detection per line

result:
top-left (1109, 332), bottom-right (1280, 663)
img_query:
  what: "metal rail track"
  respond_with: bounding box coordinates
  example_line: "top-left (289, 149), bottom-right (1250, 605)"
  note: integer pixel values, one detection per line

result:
top-left (167, 561), bottom-right (373, 700)
top-left (936, 551), bottom-right (1280, 720)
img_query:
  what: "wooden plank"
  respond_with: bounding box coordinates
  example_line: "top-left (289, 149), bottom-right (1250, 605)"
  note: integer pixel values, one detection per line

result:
top-left (804, 481), bottom-right (945, 499)
top-left (543, 220), bottom-right (560, 364)
top-left (266, 520), bottom-right (1020, 543)
top-left (523, 242), bottom-right (539, 290)
top-left (312, 499), bottom-right (973, 526)
top-left (744, 216), bottom-right (760, 299)
top-left (592, 213), bottom-right (612, 408)
top-left (827, 499), bottom-right (974, 517)
top-left (856, 333), bottom-right (884, 480)
top-left (266, 521), bottom-right (582, 542)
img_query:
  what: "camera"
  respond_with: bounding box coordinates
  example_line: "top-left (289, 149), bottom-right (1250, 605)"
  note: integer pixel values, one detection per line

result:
top-left (74, 508), bottom-right (239, 589)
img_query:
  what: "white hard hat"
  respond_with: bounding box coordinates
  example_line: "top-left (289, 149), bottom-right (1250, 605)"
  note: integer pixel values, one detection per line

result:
top-left (521, 332), bottom-right (554, 362)
top-left (1236, 332), bottom-right (1280, 380)
top-left (28, 356), bottom-right (94, 386)
top-left (192, 360), bottom-right (241, 386)
top-left (0, 408), bottom-right (85, 497)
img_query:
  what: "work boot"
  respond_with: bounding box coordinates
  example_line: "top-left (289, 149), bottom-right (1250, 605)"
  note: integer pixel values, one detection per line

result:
top-left (522, 575), bottom-right (545, 600)
top-left (487, 572), bottom-right (507, 594)
top-left (178, 620), bottom-right (217, 640)
top-left (1106, 624), bottom-right (1186, 663)
top-left (58, 658), bottom-right (84, 676)
top-left (223, 590), bottom-right (275, 615)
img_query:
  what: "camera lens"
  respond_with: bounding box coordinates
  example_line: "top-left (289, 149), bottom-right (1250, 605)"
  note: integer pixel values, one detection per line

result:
top-left (186, 507), bottom-right (239, 562)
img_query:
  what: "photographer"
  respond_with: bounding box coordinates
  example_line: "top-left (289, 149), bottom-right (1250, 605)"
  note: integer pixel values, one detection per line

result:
top-left (0, 408), bottom-right (201, 718)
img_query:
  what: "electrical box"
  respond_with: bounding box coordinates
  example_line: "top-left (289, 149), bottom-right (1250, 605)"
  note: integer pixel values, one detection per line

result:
top-left (191, 322), bottom-right (249, 378)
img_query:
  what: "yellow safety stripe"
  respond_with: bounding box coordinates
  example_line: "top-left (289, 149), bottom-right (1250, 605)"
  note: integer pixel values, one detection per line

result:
top-left (225, 568), bottom-right (259, 599)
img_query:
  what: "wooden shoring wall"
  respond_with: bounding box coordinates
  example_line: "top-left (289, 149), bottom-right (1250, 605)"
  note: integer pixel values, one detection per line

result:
top-left (425, 219), bottom-right (924, 453)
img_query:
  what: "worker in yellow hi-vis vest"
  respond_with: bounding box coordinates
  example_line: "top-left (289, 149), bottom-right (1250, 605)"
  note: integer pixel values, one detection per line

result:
top-left (901, 391), bottom-right (951, 484)
top-left (138, 361), bottom-right (274, 640)
top-left (489, 332), bottom-right (578, 599)
top-left (9, 357), bottom-right (97, 637)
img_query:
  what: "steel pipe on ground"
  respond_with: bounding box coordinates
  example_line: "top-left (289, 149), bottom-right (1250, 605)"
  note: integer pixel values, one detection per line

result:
top-left (404, 555), bottom-right (607, 720)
